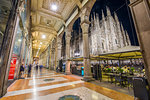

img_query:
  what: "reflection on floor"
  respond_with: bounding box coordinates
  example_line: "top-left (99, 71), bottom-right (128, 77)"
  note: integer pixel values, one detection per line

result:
top-left (1, 68), bottom-right (134, 100)
top-left (29, 77), bottom-right (67, 86)
top-left (91, 80), bottom-right (134, 96)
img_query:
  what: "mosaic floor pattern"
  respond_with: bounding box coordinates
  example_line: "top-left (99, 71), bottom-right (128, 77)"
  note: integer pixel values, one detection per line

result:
top-left (59, 95), bottom-right (81, 100)
top-left (27, 87), bottom-right (113, 100)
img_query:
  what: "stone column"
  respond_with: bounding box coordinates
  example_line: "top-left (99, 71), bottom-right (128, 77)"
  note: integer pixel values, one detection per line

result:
top-left (49, 47), bottom-right (52, 69)
top-left (28, 36), bottom-right (32, 65)
top-left (0, 0), bottom-right (21, 97)
top-left (49, 45), bottom-right (53, 70)
top-left (49, 44), bottom-right (52, 70)
top-left (129, 0), bottom-right (150, 87)
top-left (57, 36), bottom-right (62, 67)
top-left (65, 28), bottom-right (71, 75)
top-left (81, 12), bottom-right (93, 82)
top-left (54, 46), bottom-right (57, 70)
top-left (51, 49), bottom-right (55, 70)
top-left (47, 45), bottom-right (50, 69)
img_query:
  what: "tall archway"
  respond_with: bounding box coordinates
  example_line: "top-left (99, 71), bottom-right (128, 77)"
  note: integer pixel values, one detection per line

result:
top-left (71, 18), bottom-right (82, 58)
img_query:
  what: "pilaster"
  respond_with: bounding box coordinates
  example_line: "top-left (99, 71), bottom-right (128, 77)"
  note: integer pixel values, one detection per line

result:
top-left (56, 36), bottom-right (62, 71)
top-left (0, 0), bottom-right (21, 97)
top-left (80, 10), bottom-right (94, 82)
top-left (65, 28), bottom-right (72, 75)
top-left (57, 36), bottom-right (62, 61)
top-left (129, 0), bottom-right (150, 87)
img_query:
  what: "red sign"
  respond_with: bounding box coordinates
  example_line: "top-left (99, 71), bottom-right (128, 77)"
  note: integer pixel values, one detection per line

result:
top-left (8, 56), bottom-right (17, 80)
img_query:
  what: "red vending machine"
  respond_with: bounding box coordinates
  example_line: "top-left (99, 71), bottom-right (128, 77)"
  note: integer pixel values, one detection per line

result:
top-left (8, 54), bottom-right (17, 80)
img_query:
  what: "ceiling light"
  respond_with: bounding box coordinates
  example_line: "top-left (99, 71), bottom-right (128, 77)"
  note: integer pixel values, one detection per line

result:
top-left (42, 35), bottom-right (46, 39)
top-left (51, 4), bottom-right (57, 11)
top-left (18, 39), bottom-right (21, 42)
top-left (40, 42), bottom-right (42, 44)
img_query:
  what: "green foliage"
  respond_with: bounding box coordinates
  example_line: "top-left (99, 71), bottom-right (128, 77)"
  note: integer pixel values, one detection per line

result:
top-left (118, 68), bottom-right (123, 73)
top-left (130, 67), bottom-right (135, 72)
top-left (105, 68), bottom-right (112, 73)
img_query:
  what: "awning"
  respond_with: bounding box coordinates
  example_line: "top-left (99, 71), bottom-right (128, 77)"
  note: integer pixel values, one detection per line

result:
top-left (71, 46), bottom-right (142, 61)
top-left (98, 46), bottom-right (142, 60)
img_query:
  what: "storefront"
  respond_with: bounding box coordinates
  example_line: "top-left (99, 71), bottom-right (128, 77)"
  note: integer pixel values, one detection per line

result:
top-left (8, 25), bottom-right (23, 80)
top-left (8, 0), bottom-right (29, 80)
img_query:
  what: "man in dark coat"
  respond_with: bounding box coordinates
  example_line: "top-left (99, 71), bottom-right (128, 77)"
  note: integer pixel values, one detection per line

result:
top-left (20, 64), bottom-right (24, 78)
top-left (36, 63), bottom-right (38, 74)
top-left (28, 64), bottom-right (32, 77)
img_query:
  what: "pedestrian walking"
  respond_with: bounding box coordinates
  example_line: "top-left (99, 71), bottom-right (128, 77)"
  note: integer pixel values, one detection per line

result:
top-left (39, 64), bottom-right (43, 74)
top-left (20, 64), bottom-right (24, 78)
top-left (36, 63), bottom-right (38, 74)
top-left (25, 64), bottom-right (28, 77)
top-left (28, 64), bottom-right (32, 77)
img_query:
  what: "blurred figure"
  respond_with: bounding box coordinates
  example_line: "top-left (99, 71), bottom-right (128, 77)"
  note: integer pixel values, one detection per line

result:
top-left (56, 66), bottom-right (59, 73)
top-left (28, 64), bottom-right (32, 77)
top-left (25, 64), bottom-right (28, 77)
top-left (59, 59), bottom-right (63, 72)
top-left (20, 64), bottom-right (24, 78)
top-left (36, 63), bottom-right (39, 74)
top-left (63, 63), bottom-right (65, 72)
top-left (39, 64), bottom-right (43, 74)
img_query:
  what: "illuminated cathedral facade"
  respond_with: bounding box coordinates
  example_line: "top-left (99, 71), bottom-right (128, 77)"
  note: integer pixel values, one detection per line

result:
top-left (90, 7), bottom-right (131, 55)
top-left (68, 7), bottom-right (131, 58)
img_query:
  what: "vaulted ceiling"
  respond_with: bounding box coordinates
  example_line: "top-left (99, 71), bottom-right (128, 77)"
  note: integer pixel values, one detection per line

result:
top-left (31, 0), bottom-right (91, 57)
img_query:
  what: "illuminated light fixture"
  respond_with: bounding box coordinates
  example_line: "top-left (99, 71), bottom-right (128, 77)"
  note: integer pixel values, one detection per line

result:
top-left (51, 4), bottom-right (57, 11)
top-left (42, 35), bottom-right (46, 39)
top-left (18, 39), bottom-right (22, 42)
top-left (40, 42), bottom-right (42, 44)
top-left (75, 52), bottom-right (80, 56)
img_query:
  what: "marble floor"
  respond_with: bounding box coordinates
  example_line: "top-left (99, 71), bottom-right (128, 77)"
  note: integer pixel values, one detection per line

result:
top-left (1, 68), bottom-right (134, 100)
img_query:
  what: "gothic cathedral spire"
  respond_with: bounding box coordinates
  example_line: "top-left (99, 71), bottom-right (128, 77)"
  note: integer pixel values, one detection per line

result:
top-left (102, 10), bottom-right (105, 21)
top-left (125, 30), bottom-right (131, 46)
top-left (106, 6), bottom-right (111, 16)
top-left (121, 23), bottom-right (127, 46)
top-left (114, 12), bottom-right (119, 22)
top-left (114, 12), bottom-right (124, 48)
